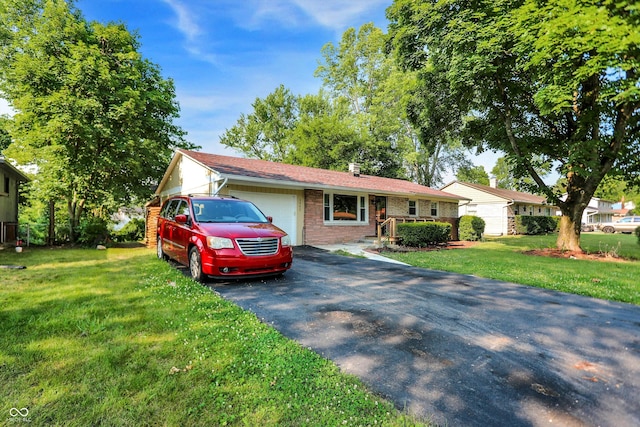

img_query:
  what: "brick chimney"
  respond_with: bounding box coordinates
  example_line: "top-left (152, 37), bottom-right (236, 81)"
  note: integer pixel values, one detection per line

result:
top-left (349, 163), bottom-right (360, 177)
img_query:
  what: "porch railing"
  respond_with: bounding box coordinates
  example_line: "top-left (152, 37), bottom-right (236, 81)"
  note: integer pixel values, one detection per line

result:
top-left (377, 216), bottom-right (435, 244)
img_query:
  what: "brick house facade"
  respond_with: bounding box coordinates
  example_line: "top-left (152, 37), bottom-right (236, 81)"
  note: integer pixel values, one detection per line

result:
top-left (150, 150), bottom-right (466, 246)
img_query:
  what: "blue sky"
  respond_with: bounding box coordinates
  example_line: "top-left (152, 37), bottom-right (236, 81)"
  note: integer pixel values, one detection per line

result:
top-left (77, 0), bottom-right (392, 156)
top-left (0, 0), bottom-right (500, 179)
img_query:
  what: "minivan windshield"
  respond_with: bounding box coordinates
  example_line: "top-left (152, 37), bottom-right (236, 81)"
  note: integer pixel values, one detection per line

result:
top-left (191, 199), bottom-right (269, 223)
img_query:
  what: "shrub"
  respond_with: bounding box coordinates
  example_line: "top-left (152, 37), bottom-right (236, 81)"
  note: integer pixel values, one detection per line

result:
top-left (514, 215), bottom-right (558, 235)
top-left (635, 226), bottom-right (640, 246)
top-left (77, 216), bottom-right (110, 246)
top-left (397, 222), bottom-right (451, 247)
top-left (112, 218), bottom-right (145, 242)
top-left (458, 215), bottom-right (485, 241)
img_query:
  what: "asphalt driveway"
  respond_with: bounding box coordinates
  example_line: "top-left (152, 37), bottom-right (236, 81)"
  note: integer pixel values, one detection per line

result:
top-left (205, 246), bottom-right (640, 427)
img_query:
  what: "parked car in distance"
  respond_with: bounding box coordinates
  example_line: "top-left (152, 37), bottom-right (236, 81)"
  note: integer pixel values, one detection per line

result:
top-left (598, 216), bottom-right (640, 234)
top-left (581, 223), bottom-right (595, 232)
top-left (157, 195), bottom-right (293, 282)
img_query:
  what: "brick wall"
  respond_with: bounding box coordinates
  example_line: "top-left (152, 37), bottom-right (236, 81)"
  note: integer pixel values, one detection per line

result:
top-left (387, 196), bottom-right (409, 216)
top-left (303, 190), bottom-right (375, 245)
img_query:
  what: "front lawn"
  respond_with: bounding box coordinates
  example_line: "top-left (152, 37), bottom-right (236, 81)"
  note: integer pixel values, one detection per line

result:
top-left (0, 247), bottom-right (423, 426)
top-left (382, 233), bottom-right (640, 305)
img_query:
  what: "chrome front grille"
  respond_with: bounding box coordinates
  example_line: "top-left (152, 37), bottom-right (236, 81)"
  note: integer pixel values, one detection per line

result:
top-left (236, 238), bottom-right (279, 256)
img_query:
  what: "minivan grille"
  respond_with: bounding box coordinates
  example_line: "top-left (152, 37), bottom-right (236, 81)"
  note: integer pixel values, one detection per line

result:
top-left (236, 238), bottom-right (279, 256)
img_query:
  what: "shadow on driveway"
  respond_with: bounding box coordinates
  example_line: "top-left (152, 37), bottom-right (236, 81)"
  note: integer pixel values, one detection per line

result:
top-left (200, 246), bottom-right (640, 427)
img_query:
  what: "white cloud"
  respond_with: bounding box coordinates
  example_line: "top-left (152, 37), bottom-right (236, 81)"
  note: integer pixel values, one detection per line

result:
top-left (161, 0), bottom-right (202, 41)
top-left (292, 0), bottom-right (390, 30)
top-left (233, 0), bottom-right (389, 32)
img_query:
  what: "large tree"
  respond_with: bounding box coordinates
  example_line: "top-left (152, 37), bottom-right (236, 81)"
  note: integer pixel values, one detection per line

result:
top-left (219, 85), bottom-right (299, 163)
top-left (456, 165), bottom-right (489, 186)
top-left (316, 22), bottom-right (469, 185)
top-left (388, 0), bottom-right (640, 251)
top-left (0, 0), bottom-right (193, 241)
top-left (491, 156), bottom-right (551, 193)
top-left (220, 86), bottom-right (370, 172)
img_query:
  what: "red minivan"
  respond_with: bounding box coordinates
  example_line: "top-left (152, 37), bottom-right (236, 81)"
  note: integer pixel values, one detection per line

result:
top-left (157, 195), bottom-right (293, 281)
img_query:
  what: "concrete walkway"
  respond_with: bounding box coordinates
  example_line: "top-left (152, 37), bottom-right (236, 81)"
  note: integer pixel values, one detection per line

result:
top-left (312, 242), bottom-right (408, 265)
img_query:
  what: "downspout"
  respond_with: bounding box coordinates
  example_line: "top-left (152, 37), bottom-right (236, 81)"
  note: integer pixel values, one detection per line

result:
top-left (458, 200), bottom-right (471, 214)
top-left (213, 177), bottom-right (228, 196)
top-left (207, 168), bottom-right (228, 196)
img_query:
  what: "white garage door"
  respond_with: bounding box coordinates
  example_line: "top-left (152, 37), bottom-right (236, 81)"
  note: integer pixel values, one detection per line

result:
top-left (230, 191), bottom-right (297, 244)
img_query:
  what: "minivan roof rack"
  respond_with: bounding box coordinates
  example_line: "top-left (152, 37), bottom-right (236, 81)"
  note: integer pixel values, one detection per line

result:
top-left (187, 193), bottom-right (238, 199)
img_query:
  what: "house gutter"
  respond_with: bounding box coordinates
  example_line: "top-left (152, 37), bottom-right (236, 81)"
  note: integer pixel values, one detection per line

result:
top-left (217, 173), bottom-right (466, 203)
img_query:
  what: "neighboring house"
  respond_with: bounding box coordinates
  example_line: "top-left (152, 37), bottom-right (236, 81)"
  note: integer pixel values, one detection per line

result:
top-left (0, 156), bottom-right (29, 244)
top-left (441, 179), bottom-right (557, 236)
top-left (612, 200), bottom-right (636, 221)
top-left (575, 197), bottom-right (615, 226)
top-left (147, 149), bottom-right (466, 246)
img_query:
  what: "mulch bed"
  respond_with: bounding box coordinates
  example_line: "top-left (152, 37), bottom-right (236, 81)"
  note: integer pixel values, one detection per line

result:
top-left (373, 240), bottom-right (480, 254)
top-left (522, 248), bottom-right (630, 263)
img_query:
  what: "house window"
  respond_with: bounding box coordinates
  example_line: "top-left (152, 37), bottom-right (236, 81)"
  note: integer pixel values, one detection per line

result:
top-left (324, 194), bottom-right (330, 220)
top-left (324, 192), bottom-right (368, 223)
top-left (545, 208), bottom-right (551, 216)
top-left (4, 176), bottom-right (9, 194)
top-left (529, 206), bottom-right (533, 215)
top-left (408, 200), bottom-right (417, 216)
top-left (430, 202), bottom-right (438, 217)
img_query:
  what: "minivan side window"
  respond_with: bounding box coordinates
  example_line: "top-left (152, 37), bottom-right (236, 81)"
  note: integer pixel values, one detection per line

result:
top-left (176, 200), bottom-right (190, 218)
top-left (161, 199), bottom-right (180, 220)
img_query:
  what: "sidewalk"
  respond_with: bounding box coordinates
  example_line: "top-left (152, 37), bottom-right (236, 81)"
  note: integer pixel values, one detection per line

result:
top-left (312, 242), bottom-right (408, 265)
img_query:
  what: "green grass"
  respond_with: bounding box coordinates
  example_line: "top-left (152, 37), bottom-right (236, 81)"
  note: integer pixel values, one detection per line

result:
top-left (332, 249), bottom-right (367, 259)
top-left (0, 247), bottom-right (425, 426)
top-left (382, 233), bottom-right (640, 305)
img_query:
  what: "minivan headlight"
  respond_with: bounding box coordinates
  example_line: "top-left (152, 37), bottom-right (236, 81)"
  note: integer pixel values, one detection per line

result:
top-left (281, 234), bottom-right (291, 247)
top-left (206, 236), bottom-right (234, 249)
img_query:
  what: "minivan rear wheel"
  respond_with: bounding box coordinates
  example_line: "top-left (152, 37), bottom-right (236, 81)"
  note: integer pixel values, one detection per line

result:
top-left (157, 237), bottom-right (167, 260)
top-left (189, 247), bottom-right (205, 282)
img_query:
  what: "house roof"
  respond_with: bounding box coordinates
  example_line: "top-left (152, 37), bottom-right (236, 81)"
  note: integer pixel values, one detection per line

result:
top-left (168, 149), bottom-right (465, 202)
top-left (0, 156), bottom-right (30, 182)
top-left (441, 180), bottom-right (549, 205)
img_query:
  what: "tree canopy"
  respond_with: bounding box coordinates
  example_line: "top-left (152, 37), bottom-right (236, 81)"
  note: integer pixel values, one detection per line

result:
top-left (388, 0), bottom-right (640, 251)
top-left (490, 156), bottom-right (550, 193)
top-left (0, 0), bottom-right (194, 241)
top-left (456, 165), bottom-right (489, 186)
top-left (222, 23), bottom-right (471, 185)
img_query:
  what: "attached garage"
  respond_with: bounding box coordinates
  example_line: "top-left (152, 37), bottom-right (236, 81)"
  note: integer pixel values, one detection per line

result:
top-left (229, 190), bottom-right (298, 245)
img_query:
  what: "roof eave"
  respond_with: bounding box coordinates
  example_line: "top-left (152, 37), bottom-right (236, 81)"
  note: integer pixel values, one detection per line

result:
top-left (0, 157), bottom-right (30, 182)
top-left (221, 174), bottom-right (466, 201)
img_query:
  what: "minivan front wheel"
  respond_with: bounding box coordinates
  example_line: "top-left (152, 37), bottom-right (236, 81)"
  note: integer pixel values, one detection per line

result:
top-left (189, 247), bottom-right (205, 282)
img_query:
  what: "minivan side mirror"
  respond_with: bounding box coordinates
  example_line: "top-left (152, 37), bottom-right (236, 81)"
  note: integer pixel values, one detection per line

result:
top-left (267, 216), bottom-right (273, 223)
top-left (175, 214), bottom-right (189, 224)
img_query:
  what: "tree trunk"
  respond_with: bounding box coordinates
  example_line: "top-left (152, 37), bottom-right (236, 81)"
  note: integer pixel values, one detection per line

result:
top-left (67, 197), bottom-right (85, 243)
top-left (48, 199), bottom-right (55, 246)
top-left (556, 215), bottom-right (582, 252)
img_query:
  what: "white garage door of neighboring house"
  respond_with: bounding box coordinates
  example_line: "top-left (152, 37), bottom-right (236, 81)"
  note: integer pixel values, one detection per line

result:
top-left (230, 191), bottom-right (297, 245)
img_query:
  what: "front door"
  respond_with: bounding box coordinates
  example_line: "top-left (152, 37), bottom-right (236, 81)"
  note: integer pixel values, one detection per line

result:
top-left (374, 196), bottom-right (387, 234)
